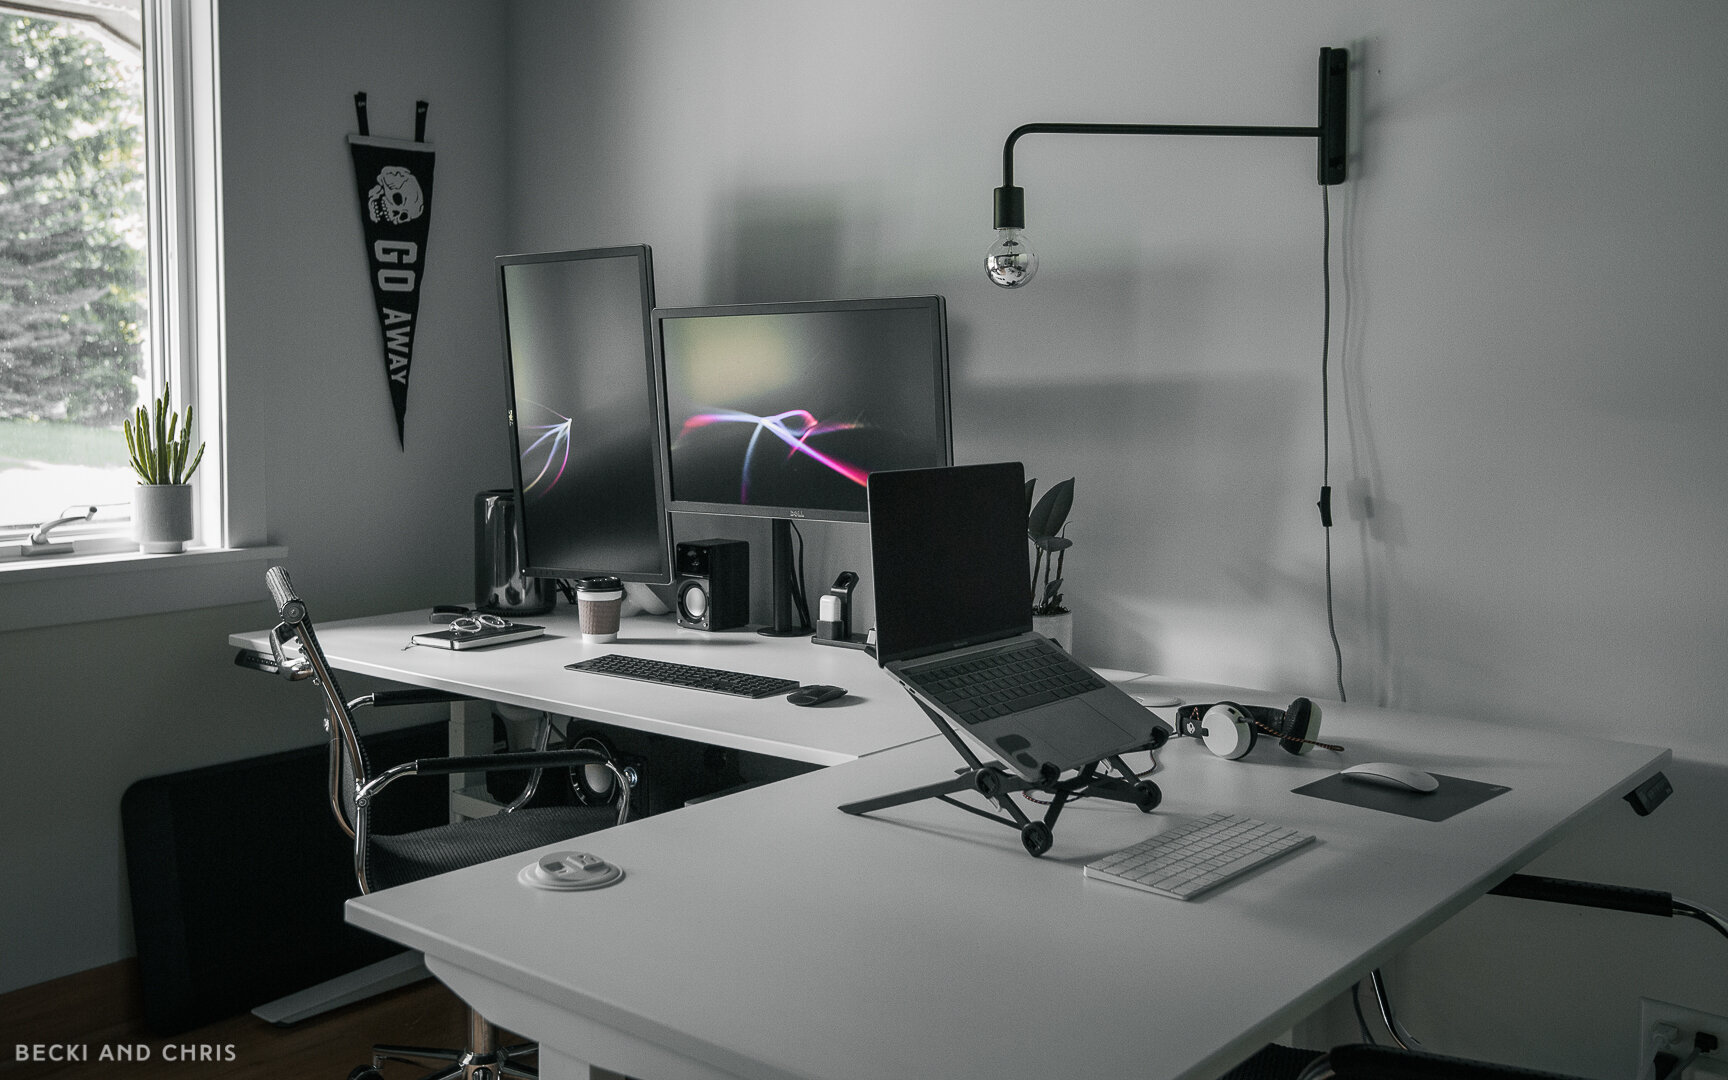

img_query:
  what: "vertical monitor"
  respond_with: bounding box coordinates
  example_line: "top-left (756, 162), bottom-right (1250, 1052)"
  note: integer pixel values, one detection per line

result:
top-left (498, 246), bottom-right (671, 582)
top-left (654, 296), bottom-right (952, 523)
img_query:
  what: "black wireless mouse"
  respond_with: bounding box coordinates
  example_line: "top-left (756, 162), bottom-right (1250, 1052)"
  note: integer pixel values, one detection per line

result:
top-left (787, 684), bottom-right (847, 707)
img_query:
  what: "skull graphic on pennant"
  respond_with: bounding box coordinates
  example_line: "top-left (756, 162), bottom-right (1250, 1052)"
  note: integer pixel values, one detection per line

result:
top-left (367, 166), bottom-right (425, 226)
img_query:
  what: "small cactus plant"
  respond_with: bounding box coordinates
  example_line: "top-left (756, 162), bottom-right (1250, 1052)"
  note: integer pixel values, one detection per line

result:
top-left (124, 382), bottom-right (205, 485)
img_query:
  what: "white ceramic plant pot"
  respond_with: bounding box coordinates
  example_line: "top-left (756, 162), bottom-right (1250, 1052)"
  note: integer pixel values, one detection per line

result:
top-left (1032, 611), bottom-right (1073, 651)
top-left (133, 484), bottom-right (193, 553)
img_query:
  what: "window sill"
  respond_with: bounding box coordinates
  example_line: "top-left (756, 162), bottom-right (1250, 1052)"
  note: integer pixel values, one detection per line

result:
top-left (0, 545), bottom-right (287, 633)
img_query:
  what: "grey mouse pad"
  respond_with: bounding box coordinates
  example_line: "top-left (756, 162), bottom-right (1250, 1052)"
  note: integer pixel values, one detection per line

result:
top-left (1292, 772), bottom-right (1510, 821)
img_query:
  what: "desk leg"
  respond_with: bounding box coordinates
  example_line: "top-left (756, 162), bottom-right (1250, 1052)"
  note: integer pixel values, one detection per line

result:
top-left (448, 697), bottom-right (495, 822)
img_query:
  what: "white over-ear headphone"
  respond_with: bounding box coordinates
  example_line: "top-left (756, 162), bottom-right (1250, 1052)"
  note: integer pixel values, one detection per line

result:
top-left (1178, 698), bottom-right (1343, 759)
top-left (1198, 703), bottom-right (1258, 759)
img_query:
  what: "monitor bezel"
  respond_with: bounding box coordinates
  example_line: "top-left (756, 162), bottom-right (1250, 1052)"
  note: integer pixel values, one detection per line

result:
top-left (496, 244), bottom-right (673, 583)
top-left (651, 294), bottom-right (954, 525)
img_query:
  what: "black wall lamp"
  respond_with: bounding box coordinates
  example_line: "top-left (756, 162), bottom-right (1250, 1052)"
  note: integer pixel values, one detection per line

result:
top-left (986, 47), bottom-right (1350, 288)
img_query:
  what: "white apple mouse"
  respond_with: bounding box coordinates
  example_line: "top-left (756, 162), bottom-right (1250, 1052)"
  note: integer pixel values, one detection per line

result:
top-left (1338, 761), bottom-right (1439, 793)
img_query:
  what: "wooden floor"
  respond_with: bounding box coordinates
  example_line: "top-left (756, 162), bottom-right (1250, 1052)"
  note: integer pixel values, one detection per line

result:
top-left (0, 961), bottom-right (476, 1079)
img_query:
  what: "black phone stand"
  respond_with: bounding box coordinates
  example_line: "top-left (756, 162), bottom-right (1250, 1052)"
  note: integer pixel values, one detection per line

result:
top-left (837, 693), bottom-right (1166, 856)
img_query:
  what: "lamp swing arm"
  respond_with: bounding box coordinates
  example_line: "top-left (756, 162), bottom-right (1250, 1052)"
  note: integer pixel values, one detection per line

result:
top-left (993, 47), bottom-right (1349, 233)
top-left (1000, 120), bottom-right (1324, 185)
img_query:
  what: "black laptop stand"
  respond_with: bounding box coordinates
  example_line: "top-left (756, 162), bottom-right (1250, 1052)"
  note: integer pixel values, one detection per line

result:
top-left (838, 693), bottom-right (1168, 856)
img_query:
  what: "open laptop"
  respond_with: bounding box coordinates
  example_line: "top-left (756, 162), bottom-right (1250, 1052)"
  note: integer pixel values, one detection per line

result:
top-left (868, 462), bottom-right (1165, 781)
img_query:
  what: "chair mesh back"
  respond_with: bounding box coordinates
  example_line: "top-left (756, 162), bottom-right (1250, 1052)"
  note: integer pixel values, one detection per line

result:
top-left (330, 707), bottom-right (370, 830)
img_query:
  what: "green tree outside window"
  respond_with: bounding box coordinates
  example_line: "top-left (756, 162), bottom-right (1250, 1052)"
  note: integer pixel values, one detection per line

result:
top-left (0, 12), bottom-right (146, 526)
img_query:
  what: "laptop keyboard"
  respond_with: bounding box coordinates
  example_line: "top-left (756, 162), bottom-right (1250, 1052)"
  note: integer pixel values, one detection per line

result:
top-left (904, 639), bottom-right (1105, 724)
top-left (1083, 813), bottom-right (1315, 900)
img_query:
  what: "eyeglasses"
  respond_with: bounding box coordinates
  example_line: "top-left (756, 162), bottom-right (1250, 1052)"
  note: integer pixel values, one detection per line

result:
top-left (448, 613), bottom-right (511, 636)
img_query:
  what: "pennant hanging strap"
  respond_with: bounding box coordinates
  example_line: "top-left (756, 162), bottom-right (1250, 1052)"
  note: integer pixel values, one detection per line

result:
top-left (414, 100), bottom-right (428, 143)
top-left (354, 92), bottom-right (369, 136)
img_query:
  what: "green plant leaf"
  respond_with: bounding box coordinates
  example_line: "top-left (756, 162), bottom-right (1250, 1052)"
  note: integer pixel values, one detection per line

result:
top-left (181, 441), bottom-right (205, 485)
top-left (153, 387), bottom-right (168, 482)
top-left (120, 382), bottom-right (203, 484)
top-left (1027, 477), bottom-right (1073, 540)
top-left (126, 408), bottom-right (149, 482)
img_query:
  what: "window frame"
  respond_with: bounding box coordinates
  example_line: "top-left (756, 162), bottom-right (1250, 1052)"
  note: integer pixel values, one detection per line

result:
top-left (0, 0), bottom-right (280, 631)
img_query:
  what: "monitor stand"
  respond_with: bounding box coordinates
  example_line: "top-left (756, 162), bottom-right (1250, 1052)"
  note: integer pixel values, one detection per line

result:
top-left (759, 519), bottom-right (812, 637)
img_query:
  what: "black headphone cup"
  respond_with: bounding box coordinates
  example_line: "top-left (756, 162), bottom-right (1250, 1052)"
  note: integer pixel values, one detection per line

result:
top-left (1272, 697), bottom-right (1308, 755)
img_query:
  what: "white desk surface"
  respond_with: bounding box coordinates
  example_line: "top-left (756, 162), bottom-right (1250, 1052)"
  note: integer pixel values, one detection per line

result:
top-left (347, 681), bottom-right (1670, 1080)
top-left (231, 610), bottom-right (932, 765)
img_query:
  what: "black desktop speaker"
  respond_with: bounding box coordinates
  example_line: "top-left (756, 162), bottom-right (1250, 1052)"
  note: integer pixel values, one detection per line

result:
top-left (675, 539), bottom-right (749, 630)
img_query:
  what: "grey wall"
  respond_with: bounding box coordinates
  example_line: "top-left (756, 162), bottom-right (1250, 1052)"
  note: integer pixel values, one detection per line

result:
top-left (2, 3), bottom-right (1724, 1075)
top-left (218, 0), bottom-right (514, 613)
top-left (503, 2), bottom-right (1727, 1075)
top-left (0, 0), bottom-right (511, 994)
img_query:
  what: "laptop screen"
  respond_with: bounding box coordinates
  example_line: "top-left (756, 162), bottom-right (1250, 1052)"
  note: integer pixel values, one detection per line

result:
top-left (868, 462), bottom-right (1032, 665)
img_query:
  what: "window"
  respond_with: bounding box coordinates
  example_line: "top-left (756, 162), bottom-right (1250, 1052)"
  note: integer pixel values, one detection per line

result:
top-left (0, 0), bottom-right (214, 558)
top-left (0, 0), bottom-right (270, 631)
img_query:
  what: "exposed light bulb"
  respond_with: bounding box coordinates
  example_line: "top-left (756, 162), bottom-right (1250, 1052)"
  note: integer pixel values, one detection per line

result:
top-left (985, 228), bottom-right (1038, 288)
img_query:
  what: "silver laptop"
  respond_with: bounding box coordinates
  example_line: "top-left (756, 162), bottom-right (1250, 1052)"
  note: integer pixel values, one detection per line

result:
top-left (868, 462), bottom-right (1163, 781)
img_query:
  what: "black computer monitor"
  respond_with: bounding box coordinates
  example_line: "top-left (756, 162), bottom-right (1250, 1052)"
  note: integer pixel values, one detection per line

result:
top-left (653, 295), bottom-right (953, 631)
top-left (497, 246), bottom-right (671, 583)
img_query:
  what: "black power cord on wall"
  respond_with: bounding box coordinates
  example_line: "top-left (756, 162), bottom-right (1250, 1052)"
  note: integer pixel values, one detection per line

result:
top-left (1320, 184), bottom-right (1347, 703)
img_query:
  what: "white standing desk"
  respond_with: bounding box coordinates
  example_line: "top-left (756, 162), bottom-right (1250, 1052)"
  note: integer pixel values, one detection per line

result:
top-left (232, 610), bottom-right (935, 815)
top-left (344, 674), bottom-right (1670, 1080)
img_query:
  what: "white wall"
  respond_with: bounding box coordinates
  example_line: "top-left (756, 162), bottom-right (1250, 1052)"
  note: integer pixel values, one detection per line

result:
top-left (0, 0), bottom-right (511, 994)
top-left (503, 2), bottom-right (1728, 1075)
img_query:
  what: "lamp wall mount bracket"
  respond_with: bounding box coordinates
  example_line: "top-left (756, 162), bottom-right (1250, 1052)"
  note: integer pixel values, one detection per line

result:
top-left (993, 47), bottom-right (1349, 231)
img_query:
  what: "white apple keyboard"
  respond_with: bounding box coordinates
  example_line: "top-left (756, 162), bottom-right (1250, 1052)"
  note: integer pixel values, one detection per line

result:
top-left (1083, 813), bottom-right (1315, 900)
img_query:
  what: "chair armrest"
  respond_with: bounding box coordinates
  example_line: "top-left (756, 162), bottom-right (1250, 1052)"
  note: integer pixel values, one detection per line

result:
top-left (411, 749), bottom-right (611, 776)
top-left (351, 688), bottom-right (476, 710)
top-left (356, 748), bottom-right (626, 820)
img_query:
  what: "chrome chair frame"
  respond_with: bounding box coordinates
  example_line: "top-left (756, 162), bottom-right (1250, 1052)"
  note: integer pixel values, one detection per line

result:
top-left (266, 568), bottom-right (628, 1080)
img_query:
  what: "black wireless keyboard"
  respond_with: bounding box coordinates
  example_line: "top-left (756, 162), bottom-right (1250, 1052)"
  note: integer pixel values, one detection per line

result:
top-left (566, 653), bottom-right (801, 699)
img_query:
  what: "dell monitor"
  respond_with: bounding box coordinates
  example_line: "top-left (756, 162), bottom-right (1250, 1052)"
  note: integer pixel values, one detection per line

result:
top-left (653, 295), bottom-right (953, 632)
top-left (497, 245), bottom-right (671, 584)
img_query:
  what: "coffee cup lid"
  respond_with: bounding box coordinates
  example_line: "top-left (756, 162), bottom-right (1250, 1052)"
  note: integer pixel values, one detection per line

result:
top-left (576, 575), bottom-right (623, 595)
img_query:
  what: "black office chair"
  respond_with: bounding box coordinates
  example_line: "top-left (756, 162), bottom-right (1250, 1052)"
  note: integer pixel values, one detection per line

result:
top-left (265, 566), bottom-right (629, 1080)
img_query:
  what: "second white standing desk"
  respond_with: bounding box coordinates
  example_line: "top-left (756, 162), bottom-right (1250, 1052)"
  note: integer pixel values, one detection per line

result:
top-left (334, 654), bottom-right (1670, 1080)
